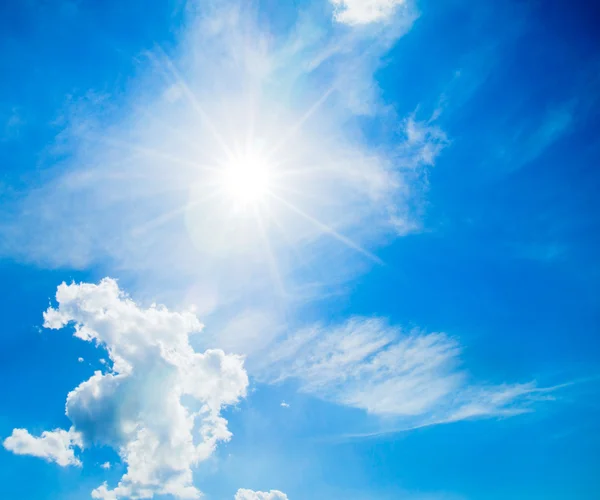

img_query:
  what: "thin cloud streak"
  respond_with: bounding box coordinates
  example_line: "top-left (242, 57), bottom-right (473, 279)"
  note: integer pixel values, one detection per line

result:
top-left (258, 317), bottom-right (566, 428)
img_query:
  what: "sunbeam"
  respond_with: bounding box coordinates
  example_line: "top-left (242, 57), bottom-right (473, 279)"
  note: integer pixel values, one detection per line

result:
top-left (266, 86), bottom-right (336, 160)
top-left (269, 192), bottom-right (384, 264)
top-left (149, 47), bottom-right (235, 161)
top-left (253, 206), bottom-right (287, 297)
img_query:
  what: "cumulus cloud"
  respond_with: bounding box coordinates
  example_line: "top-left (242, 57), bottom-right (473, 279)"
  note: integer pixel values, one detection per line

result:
top-left (235, 489), bottom-right (288, 500)
top-left (331, 0), bottom-right (408, 25)
top-left (3, 428), bottom-right (82, 467)
top-left (259, 317), bottom-right (558, 427)
top-left (4, 278), bottom-right (249, 499)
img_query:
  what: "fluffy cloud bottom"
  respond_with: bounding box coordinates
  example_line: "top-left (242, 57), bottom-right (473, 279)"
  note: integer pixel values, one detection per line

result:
top-left (3, 278), bottom-right (249, 499)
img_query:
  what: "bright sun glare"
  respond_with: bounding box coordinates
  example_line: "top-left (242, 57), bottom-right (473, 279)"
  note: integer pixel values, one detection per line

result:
top-left (222, 153), bottom-right (271, 205)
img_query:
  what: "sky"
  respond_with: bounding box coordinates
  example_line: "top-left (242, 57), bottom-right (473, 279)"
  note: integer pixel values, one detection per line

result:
top-left (1, 0), bottom-right (599, 499)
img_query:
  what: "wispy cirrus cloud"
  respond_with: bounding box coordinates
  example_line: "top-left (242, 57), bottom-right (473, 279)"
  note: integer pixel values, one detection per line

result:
top-left (259, 317), bottom-right (561, 428)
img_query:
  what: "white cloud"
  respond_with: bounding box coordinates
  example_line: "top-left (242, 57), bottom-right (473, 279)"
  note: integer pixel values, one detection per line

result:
top-left (259, 317), bottom-right (558, 426)
top-left (5, 278), bottom-right (249, 499)
top-left (331, 0), bottom-right (408, 25)
top-left (101, 461), bottom-right (112, 469)
top-left (3, 428), bottom-right (82, 467)
top-left (280, 401), bottom-right (290, 408)
top-left (401, 114), bottom-right (449, 167)
top-left (235, 489), bottom-right (288, 500)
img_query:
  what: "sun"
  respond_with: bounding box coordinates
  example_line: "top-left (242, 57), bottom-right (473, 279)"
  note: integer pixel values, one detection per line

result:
top-left (221, 152), bottom-right (271, 206)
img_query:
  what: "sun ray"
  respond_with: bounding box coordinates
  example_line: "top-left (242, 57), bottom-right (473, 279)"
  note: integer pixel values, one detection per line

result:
top-left (131, 104), bottom-right (226, 165)
top-left (267, 179), bottom-right (329, 203)
top-left (130, 195), bottom-right (219, 237)
top-left (149, 47), bottom-right (234, 162)
top-left (107, 137), bottom-right (221, 173)
top-left (265, 86), bottom-right (335, 160)
top-left (269, 192), bottom-right (383, 265)
top-left (272, 156), bottom-right (359, 178)
top-left (264, 207), bottom-right (320, 285)
top-left (252, 206), bottom-right (287, 297)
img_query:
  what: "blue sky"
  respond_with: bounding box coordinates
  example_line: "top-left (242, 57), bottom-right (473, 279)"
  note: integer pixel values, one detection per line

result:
top-left (1, 1), bottom-right (599, 499)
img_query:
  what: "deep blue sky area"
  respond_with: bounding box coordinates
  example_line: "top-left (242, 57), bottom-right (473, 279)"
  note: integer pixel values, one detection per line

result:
top-left (1, 1), bottom-right (599, 499)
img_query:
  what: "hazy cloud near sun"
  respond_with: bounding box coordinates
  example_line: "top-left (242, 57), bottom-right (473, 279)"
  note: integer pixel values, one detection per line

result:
top-left (0, 0), bottom-right (434, 317)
